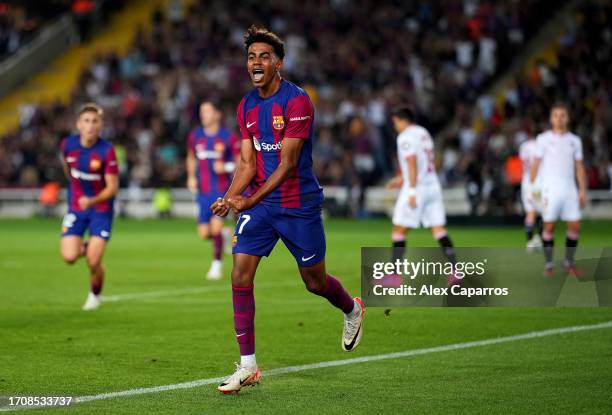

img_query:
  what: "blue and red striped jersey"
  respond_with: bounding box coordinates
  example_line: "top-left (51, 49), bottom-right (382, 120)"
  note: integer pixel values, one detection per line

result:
top-left (187, 127), bottom-right (237, 195)
top-left (236, 79), bottom-right (323, 208)
top-left (61, 134), bottom-right (118, 213)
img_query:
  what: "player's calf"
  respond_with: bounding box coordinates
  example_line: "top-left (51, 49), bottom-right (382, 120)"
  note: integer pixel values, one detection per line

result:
top-left (524, 213), bottom-right (536, 241)
top-left (541, 229), bottom-right (555, 277)
top-left (207, 232), bottom-right (224, 280)
top-left (391, 230), bottom-right (406, 263)
top-left (564, 229), bottom-right (580, 277)
top-left (197, 224), bottom-right (211, 241)
top-left (299, 267), bottom-right (364, 351)
top-left (433, 228), bottom-right (456, 264)
top-left (300, 268), bottom-right (354, 314)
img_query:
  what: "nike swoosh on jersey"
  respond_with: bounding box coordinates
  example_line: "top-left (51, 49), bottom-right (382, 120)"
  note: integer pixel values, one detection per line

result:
top-left (247, 121), bottom-right (256, 128)
top-left (301, 254), bottom-right (316, 262)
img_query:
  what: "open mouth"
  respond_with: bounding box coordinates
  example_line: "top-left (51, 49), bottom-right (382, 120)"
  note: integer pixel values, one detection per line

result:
top-left (252, 68), bottom-right (264, 82)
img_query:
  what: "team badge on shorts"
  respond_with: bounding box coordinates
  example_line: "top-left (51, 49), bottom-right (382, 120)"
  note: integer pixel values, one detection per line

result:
top-left (232, 236), bottom-right (238, 246)
top-left (61, 213), bottom-right (77, 234)
top-left (272, 116), bottom-right (285, 130)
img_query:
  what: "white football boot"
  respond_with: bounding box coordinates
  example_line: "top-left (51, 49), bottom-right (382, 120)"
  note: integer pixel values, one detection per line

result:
top-left (206, 260), bottom-right (223, 280)
top-left (526, 234), bottom-right (543, 253)
top-left (342, 297), bottom-right (365, 352)
top-left (217, 363), bottom-right (261, 394)
top-left (82, 292), bottom-right (101, 311)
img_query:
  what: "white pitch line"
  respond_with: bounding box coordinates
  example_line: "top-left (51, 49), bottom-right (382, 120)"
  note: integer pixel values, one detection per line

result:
top-left (2, 320), bottom-right (610, 412)
top-left (103, 281), bottom-right (298, 303)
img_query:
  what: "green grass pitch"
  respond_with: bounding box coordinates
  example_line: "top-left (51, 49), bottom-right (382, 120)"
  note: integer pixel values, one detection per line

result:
top-left (1, 218), bottom-right (611, 414)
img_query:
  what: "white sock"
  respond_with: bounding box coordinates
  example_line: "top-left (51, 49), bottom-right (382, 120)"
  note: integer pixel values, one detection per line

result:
top-left (240, 354), bottom-right (257, 370)
top-left (346, 300), bottom-right (360, 318)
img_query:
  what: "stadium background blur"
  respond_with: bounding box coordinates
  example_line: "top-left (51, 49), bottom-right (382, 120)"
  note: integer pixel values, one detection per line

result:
top-left (0, 0), bottom-right (610, 217)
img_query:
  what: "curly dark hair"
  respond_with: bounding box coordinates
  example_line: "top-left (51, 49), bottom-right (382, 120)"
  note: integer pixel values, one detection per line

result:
top-left (243, 25), bottom-right (284, 59)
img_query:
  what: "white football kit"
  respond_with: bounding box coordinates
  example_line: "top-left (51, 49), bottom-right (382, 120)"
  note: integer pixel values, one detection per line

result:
top-left (392, 125), bottom-right (446, 228)
top-left (534, 130), bottom-right (583, 222)
top-left (519, 139), bottom-right (541, 213)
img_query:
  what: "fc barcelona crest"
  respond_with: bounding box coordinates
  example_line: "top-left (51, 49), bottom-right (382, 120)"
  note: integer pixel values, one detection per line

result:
top-left (90, 159), bottom-right (101, 171)
top-left (272, 116), bottom-right (285, 130)
top-left (214, 141), bottom-right (225, 152)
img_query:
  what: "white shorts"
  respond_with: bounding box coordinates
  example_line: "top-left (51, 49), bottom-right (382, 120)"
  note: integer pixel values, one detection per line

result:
top-left (392, 184), bottom-right (446, 228)
top-left (521, 181), bottom-right (540, 213)
top-left (541, 184), bottom-right (581, 222)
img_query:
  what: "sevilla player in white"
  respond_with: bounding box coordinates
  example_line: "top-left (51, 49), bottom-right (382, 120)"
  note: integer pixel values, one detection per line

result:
top-left (386, 107), bottom-right (457, 281)
top-left (530, 103), bottom-right (587, 277)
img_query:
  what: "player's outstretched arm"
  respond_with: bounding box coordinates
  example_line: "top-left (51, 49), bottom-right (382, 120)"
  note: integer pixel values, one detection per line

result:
top-left (211, 139), bottom-right (256, 216)
top-left (227, 138), bottom-right (303, 212)
top-left (78, 174), bottom-right (119, 210)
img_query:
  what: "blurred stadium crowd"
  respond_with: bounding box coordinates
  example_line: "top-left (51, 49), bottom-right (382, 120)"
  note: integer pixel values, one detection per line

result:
top-left (0, 2), bottom-right (64, 59)
top-left (0, 1), bottom-right (122, 59)
top-left (0, 0), bottom-right (610, 215)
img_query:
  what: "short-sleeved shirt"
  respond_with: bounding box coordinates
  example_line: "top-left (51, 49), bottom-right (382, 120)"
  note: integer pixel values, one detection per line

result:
top-left (61, 134), bottom-right (118, 213)
top-left (396, 125), bottom-right (438, 187)
top-left (236, 79), bottom-right (323, 208)
top-left (187, 126), bottom-right (237, 195)
top-left (534, 130), bottom-right (583, 187)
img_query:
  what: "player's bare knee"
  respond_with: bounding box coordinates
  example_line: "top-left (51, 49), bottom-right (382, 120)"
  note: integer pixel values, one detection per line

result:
top-left (392, 226), bottom-right (407, 236)
top-left (431, 226), bottom-right (447, 238)
top-left (231, 272), bottom-right (251, 287)
top-left (231, 266), bottom-right (252, 287)
top-left (567, 222), bottom-right (581, 234)
top-left (61, 252), bottom-right (78, 264)
top-left (302, 276), bottom-right (326, 295)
